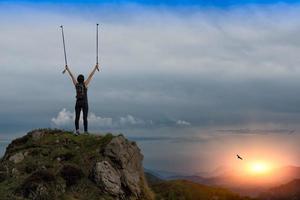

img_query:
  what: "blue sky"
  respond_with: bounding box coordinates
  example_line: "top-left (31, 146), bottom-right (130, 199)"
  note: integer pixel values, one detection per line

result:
top-left (3, 0), bottom-right (300, 6)
top-left (1, 0), bottom-right (300, 173)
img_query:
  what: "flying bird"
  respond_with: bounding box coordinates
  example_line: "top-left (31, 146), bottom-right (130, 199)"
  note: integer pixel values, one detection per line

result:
top-left (237, 154), bottom-right (243, 160)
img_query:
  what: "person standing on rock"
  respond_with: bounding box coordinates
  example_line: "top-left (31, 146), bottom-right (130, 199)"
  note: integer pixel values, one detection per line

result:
top-left (65, 64), bottom-right (99, 134)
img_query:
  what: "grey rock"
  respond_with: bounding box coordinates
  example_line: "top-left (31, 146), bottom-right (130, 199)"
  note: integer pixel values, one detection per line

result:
top-left (122, 170), bottom-right (141, 196)
top-left (103, 135), bottom-right (144, 198)
top-left (9, 152), bottom-right (25, 164)
top-left (31, 131), bottom-right (45, 141)
top-left (104, 135), bottom-right (143, 170)
top-left (92, 161), bottom-right (122, 196)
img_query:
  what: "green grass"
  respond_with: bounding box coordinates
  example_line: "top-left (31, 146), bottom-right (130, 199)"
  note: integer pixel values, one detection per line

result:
top-left (152, 180), bottom-right (256, 200)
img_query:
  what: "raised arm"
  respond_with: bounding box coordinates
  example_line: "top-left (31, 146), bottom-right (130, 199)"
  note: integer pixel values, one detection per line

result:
top-left (84, 64), bottom-right (99, 87)
top-left (65, 65), bottom-right (77, 86)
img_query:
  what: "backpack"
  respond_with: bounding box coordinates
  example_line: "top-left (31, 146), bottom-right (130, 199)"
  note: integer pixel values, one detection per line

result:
top-left (76, 83), bottom-right (86, 100)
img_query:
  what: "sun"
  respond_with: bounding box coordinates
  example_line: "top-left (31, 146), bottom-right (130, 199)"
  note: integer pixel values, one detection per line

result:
top-left (251, 163), bottom-right (269, 173)
top-left (247, 161), bottom-right (273, 175)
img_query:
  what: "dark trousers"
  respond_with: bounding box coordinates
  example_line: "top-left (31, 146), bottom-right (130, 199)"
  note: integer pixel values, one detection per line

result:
top-left (75, 100), bottom-right (89, 132)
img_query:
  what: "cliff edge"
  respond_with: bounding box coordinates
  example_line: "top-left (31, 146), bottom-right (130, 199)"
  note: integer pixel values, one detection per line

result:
top-left (0, 129), bottom-right (153, 200)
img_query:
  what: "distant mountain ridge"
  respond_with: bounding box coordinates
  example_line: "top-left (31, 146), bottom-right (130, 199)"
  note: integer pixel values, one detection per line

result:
top-left (260, 179), bottom-right (300, 200)
top-left (146, 170), bottom-right (300, 200)
top-left (164, 165), bottom-right (300, 197)
top-left (144, 168), bottom-right (192, 180)
top-left (149, 179), bottom-right (255, 200)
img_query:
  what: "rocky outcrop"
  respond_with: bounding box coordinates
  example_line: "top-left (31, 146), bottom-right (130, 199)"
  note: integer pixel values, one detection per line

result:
top-left (92, 161), bottom-right (122, 195)
top-left (0, 129), bottom-right (153, 200)
top-left (90, 135), bottom-right (145, 199)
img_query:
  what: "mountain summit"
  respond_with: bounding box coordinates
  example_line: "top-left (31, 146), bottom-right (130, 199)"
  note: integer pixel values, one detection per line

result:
top-left (0, 129), bottom-right (153, 200)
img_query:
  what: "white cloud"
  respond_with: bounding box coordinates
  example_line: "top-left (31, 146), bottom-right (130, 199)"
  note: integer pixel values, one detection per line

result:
top-left (51, 108), bottom-right (113, 128)
top-left (119, 115), bottom-right (144, 126)
top-left (51, 109), bottom-right (146, 128)
top-left (176, 120), bottom-right (191, 126)
top-left (2, 4), bottom-right (300, 79)
top-left (51, 108), bottom-right (73, 126)
top-left (88, 113), bottom-right (113, 127)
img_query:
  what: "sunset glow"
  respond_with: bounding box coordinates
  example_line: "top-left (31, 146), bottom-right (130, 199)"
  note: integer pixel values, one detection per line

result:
top-left (227, 159), bottom-right (280, 185)
top-left (248, 162), bottom-right (272, 175)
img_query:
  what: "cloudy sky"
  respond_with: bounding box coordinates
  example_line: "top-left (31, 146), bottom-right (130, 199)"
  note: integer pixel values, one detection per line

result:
top-left (1, 0), bottom-right (300, 173)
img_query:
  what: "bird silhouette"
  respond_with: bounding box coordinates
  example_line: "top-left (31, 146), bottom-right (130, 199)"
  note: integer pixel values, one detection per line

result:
top-left (237, 154), bottom-right (243, 160)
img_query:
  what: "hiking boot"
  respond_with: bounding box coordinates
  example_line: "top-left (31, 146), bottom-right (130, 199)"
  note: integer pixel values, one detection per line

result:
top-left (74, 129), bottom-right (80, 136)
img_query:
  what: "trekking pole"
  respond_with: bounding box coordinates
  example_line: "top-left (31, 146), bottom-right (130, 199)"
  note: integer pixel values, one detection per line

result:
top-left (96, 23), bottom-right (100, 71)
top-left (60, 25), bottom-right (68, 74)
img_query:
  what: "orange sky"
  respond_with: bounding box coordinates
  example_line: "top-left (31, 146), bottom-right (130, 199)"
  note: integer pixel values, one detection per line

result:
top-left (178, 128), bottom-right (300, 174)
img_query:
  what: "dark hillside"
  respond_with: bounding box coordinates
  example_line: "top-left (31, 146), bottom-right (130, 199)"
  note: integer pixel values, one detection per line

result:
top-left (0, 129), bottom-right (153, 200)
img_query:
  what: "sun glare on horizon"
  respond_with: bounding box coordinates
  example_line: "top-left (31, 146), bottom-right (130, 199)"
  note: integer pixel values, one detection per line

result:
top-left (250, 162), bottom-right (270, 173)
top-left (246, 161), bottom-right (274, 176)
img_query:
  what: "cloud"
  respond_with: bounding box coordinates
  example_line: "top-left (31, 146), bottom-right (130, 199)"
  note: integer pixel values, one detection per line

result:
top-left (216, 129), bottom-right (296, 135)
top-left (51, 108), bottom-right (73, 126)
top-left (176, 120), bottom-right (191, 126)
top-left (3, 3), bottom-right (300, 131)
top-left (85, 112), bottom-right (113, 127)
top-left (2, 4), bottom-right (300, 76)
top-left (130, 135), bottom-right (209, 143)
top-left (51, 108), bottom-right (151, 129)
top-left (119, 115), bottom-right (144, 126)
top-left (51, 108), bottom-right (113, 128)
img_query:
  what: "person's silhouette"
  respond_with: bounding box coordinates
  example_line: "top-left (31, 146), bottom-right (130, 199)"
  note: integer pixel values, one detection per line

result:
top-left (65, 64), bottom-right (99, 134)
